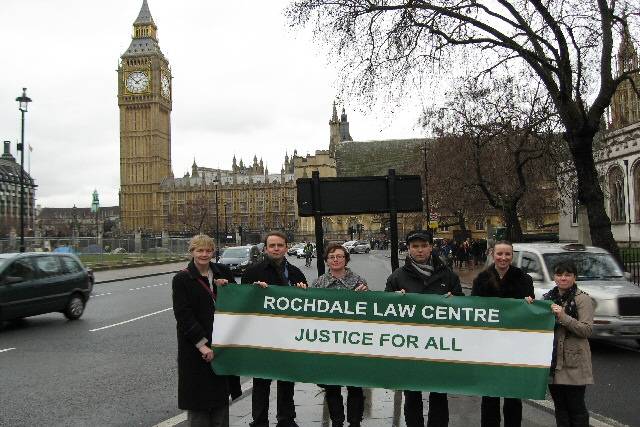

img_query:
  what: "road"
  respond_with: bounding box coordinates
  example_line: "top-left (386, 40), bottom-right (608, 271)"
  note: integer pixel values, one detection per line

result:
top-left (0, 252), bottom-right (638, 426)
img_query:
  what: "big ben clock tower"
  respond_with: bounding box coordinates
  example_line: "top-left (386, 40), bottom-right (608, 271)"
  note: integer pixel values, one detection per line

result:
top-left (118, 0), bottom-right (172, 232)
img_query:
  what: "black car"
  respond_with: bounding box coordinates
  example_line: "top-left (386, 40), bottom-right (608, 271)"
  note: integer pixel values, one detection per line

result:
top-left (218, 245), bottom-right (263, 276)
top-left (0, 252), bottom-right (93, 322)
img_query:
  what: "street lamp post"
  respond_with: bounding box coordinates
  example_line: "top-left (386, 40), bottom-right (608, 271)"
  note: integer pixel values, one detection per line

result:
top-left (213, 179), bottom-right (220, 261)
top-left (16, 88), bottom-right (32, 252)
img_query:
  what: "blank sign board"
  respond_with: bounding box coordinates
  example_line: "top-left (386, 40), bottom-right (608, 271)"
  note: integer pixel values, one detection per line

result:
top-left (296, 175), bottom-right (423, 216)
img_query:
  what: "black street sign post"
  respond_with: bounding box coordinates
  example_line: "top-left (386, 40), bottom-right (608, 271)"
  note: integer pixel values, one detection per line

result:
top-left (297, 170), bottom-right (423, 275)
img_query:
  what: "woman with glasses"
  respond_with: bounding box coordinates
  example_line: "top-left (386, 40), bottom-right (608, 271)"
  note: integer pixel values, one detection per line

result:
top-left (312, 242), bottom-right (368, 427)
top-left (544, 260), bottom-right (594, 427)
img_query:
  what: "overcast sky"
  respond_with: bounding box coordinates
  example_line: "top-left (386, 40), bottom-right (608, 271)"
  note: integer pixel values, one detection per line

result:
top-left (0, 0), bottom-right (426, 208)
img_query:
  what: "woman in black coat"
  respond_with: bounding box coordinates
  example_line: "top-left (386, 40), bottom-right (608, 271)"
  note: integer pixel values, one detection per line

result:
top-left (471, 241), bottom-right (535, 427)
top-left (172, 234), bottom-right (240, 426)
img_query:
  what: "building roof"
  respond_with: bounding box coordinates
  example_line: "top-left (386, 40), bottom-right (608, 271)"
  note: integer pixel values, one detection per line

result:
top-left (0, 151), bottom-right (36, 187)
top-left (160, 172), bottom-right (295, 189)
top-left (134, 0), bottom-right (154, 25)
top-left (335, 138), bottom-right (427, 177)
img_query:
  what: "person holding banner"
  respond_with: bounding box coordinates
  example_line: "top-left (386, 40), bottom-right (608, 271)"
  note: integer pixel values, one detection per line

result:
top-left (471, 240), bottom-right (534, 427)
top-left (385, 230), bottom-right (463, 427)
top-left (312, 242), bottom-right (368, 427)
top-left (241, 231), bottom-right (307, 427)
top-left (544, 260), bottom-right (593, 427)
top-left (171, 234), bottom-right (240, 427)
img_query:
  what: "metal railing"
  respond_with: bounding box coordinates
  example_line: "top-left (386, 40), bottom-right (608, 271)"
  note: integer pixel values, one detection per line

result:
top-left (622, 248), bottom-right (640, 286)
top-left (0, 236), bottom-right (190, 256)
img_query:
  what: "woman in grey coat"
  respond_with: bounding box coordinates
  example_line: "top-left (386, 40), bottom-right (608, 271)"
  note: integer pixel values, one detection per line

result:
top-left (544, 260), bottom-right (594, 427)
top-left (312, 242), bottom-right (368, 427)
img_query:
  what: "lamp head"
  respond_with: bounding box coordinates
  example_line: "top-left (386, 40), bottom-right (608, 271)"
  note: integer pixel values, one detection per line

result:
top-left (16, 88), bottom-right (32, 112)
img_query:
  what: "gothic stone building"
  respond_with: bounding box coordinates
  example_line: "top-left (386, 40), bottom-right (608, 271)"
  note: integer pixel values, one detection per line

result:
top-left (560, 28), bottom-right (640, 243)
top-left (0, 141), bottom-right (36, 238)
top-left (118, 1), bottom-right (297, 240)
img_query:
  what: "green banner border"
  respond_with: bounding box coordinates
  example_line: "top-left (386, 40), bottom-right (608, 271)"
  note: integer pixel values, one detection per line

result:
top-left (212, 347), bottom-right (548, 400)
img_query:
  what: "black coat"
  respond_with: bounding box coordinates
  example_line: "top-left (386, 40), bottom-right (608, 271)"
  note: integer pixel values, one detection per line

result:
top-left (471, 264), bottom-right (534, 299)
top-left (172, 260), bottom-right (241, 410)
top-left (385, 255), bottom-right (463, 296)
top-left (241, 257), bottom-right (307, 287)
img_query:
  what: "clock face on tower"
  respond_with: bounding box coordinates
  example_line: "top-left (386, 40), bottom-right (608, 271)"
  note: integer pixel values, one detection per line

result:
top-left (125, 71), bottom-right (150, 93)
top-left (161, 72), bottom-right (171, 98)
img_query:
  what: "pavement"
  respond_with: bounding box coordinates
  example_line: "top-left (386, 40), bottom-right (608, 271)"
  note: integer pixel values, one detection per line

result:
top-left (95, 259), bottom-right (624, 427)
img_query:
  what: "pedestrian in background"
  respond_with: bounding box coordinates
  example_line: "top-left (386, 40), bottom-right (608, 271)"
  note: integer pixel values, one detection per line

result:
top-left (241, 231), bottom-right (307, 427)
top-left (544, 260), bottom-right (594, 427)
top-left (471, 240), bottom-right (534, 427)
top-left (385, 230), bottom-right (463, 427)
top-left (171, 234), bottom-right (240, 427)
top-left (311, 243), bottom-right (368, 427)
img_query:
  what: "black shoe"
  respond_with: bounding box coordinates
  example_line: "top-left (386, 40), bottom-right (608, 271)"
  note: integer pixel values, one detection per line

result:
top-left (276, 422), bottom-right (299, 427)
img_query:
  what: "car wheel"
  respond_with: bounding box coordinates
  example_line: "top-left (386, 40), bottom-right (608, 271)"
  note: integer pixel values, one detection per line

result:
top-left (64, 293), bottom-right (86, 320)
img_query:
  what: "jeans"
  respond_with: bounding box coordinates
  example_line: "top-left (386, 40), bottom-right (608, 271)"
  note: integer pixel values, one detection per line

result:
top-left (480, 396), bottom-right (522, 427)
top-left (324, 385), bottom-right (365, 426)
top-left (404, 391), bottom-right (449, 427)
top-left (548, 384), bottom-right (589, 427)
top-left (250, 378), bottom-right (296, 427)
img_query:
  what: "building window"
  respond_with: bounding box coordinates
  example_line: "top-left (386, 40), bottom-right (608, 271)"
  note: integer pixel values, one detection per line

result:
top-left (608, 166), bottom-right (626, 222)
top-left (440, 225), bottom-right (449, 232)
top-left (571, 195), bottom-right (579, 226)
top-left (475, 220), bottom-right (485, 231)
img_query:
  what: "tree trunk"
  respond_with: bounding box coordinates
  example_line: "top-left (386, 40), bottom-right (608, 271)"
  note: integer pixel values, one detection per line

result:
top-left (503, 204), bottom-right (524, 243)
top-left (457, 211), bottom-right (467, 231)
top-left (567, 134), bottom-right (622, 265)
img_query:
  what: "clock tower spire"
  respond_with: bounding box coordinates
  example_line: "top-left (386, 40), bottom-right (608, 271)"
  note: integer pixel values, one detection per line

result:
top-left (118, 0), bottom-right (173, 232)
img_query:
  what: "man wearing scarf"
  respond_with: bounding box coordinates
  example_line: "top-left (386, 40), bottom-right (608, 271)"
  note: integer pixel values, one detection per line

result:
top-left (241, 231), bottom-right (307, 427)
top-left (385, 230), bottom-right (463, 427)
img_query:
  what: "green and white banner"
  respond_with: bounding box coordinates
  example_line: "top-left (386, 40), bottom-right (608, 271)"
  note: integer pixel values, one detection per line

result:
top-left (211, 285), bottom-right (555, 399)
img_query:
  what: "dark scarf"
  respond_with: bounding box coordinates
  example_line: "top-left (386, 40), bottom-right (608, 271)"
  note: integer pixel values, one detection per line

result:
top-left (543, 284), bottom-right (579, 373)
top-left (267, 255), bottom-right (289, 285)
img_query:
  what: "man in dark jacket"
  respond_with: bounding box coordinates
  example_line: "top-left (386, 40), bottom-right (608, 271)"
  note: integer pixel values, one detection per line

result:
top-left (385, 230), bottom-right (463, 427)
top-left (241, 231), bottom-right (307, 427)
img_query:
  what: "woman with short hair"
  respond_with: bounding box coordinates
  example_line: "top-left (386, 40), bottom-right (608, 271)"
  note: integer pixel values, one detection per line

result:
top-left (172, 234), bottom-right (240, 427)
top-left (544, 260), bottom-right (594, 427)
top-left (312, 243), bottom-right (368, 427)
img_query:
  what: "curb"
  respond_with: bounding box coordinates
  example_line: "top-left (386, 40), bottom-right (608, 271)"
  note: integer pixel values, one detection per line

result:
top-left (95, 270), bottom-right (181, 284)
top-left (88, 258), bottom-right (188, 272)
top-left (525, 399), bottom-right (627, 427)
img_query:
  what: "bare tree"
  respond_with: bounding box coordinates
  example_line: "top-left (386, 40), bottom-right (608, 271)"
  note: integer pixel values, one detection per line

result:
top-left (288, 0), bottom-right (640, 262)
top-left (425, 76), bottom-right (562, 241)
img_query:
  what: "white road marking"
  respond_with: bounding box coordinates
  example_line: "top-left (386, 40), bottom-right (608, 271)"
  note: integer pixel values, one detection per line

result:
top-left (129, 283), bottom-right (168, 291)
top-left (0, 348), bottom-right (16, 353)
top-left (93, 292), bottom-right (112, 297)
top-left (89, 308), bottom-right (173, 332)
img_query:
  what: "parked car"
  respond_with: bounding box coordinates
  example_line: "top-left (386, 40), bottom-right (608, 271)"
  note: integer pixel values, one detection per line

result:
top-left (343, 240), bottom-right (357, 252)
top-left (510, 243), bottom-right (640, 344)
top-left (0, 252), bottom-right (93, 323)
top-left (288, 243), bottom-right (305, 256)
top-left (296, 243), bottom-right (316, 258)
top-left (218, 245), bottom-right (263, 276)
top-left (351, 240), bottom-right (371, 254)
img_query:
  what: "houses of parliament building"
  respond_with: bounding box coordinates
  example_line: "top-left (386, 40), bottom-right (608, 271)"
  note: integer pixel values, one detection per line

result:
top-left (117, 1), bottom-right (423, 242)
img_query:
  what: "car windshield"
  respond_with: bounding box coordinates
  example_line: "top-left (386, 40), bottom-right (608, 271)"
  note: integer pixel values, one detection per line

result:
top-left (542, 252), bottom-right (624, 280)
top-left (222, 247), bottom-right (250, 258)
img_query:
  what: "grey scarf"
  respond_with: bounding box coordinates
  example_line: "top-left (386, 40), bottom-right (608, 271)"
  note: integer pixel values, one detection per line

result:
top-left (410, 256), bottom-right (434, 279)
